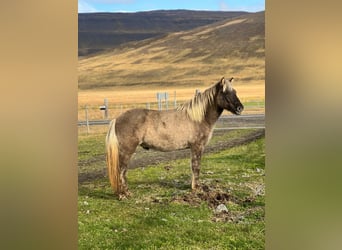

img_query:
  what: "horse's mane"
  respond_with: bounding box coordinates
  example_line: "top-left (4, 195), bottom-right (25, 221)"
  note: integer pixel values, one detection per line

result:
top-left (177, 82), bottom-right (218, 122)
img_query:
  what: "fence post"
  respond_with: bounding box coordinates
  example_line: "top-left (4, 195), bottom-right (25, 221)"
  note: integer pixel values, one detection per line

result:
top-left (165, 92), bottom-right (169, 110)
top-left (174, 90), bottom-right (177, 108)
top-left (157, 92), bottom-right (170, 110)
top-left (157, 93), bottom-right (162, 110)
top-left (85, 105), bottom-right (90, 135)
top-left (104, 98), bottom-right (108, 119)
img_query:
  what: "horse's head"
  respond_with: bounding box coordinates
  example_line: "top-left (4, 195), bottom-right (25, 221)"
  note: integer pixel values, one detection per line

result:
top-left (217, 77), bottom-right (244, 115)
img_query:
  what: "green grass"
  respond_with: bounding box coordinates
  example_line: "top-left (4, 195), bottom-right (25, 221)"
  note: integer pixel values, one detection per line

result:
top-left (78, 134), bottom-right (105, 161)
top-left (78, 132), bottom-right (265, 249)
top-left (242, 100), bottom-right (264, 109)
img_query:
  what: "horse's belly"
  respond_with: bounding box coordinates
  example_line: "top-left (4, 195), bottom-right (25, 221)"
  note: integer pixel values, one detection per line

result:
top-left (142, 133), bottom-right (190, 152)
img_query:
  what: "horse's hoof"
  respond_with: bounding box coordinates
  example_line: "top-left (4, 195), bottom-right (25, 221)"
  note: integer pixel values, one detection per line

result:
top-left (118, 194), bottom-right (127, 200)
top-left (118, 191), bottom-right (131, 200)
top-left (191, 182), bottom-right (201, 190)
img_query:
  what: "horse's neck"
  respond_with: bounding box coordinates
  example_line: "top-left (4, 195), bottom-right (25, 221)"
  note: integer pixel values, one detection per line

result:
top-left (204, 104), bottom-right (223, 127)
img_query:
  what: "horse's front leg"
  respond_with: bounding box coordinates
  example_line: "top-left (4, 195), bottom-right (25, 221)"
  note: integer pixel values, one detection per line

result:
top-left (190, 144), bottom-right (204, 190)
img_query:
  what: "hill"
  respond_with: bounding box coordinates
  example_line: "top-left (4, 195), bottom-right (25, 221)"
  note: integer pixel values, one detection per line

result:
top-left (78, 11), bottom-right (264, 90)
top-left (79, 10), bottom-right (248, 56)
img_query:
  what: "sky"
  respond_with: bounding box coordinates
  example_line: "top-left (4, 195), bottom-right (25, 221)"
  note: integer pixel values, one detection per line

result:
top-left (78, 0), bottom-right (265, 13)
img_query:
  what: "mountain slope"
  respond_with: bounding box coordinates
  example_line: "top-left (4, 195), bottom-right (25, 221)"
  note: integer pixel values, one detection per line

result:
top-left (79, 10), bottom-right (248, 56)
top-left (78, 11), bottom-right (264, 90)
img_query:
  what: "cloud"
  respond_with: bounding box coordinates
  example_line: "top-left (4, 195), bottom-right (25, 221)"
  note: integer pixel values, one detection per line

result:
top-left (78, 0), bottom-right (98, 13)
top-left (219, 0), bottom-right (229, 11)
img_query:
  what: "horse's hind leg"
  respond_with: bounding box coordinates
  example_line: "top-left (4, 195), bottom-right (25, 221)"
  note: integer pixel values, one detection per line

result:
top-left (117, 153), bottom-right (130, 199)
top-left (118, 144), bottom-right (138, 199)
top-left (119, 155), bottom-right (131, 199)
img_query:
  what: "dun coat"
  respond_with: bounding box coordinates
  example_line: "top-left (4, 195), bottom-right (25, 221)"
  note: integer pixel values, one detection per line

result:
top-left (106, 77), bottom-right (244, 199)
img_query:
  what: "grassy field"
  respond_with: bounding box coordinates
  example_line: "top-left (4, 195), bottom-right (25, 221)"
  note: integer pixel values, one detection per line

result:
top-left (78, 11), bottom-right (265, 248)
top-left (78, 130), bottom-right (265, 249)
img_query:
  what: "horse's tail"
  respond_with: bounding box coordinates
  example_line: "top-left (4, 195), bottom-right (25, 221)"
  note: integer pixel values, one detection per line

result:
top-left (105, 119), bottom-right (121, 194)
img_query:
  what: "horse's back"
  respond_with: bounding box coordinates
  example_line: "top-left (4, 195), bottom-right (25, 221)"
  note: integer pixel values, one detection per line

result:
top-left (142, 109), bottom-right (197, 151)
top-left (114, 108), bottom-right (208, 152)
top-left (114, 109), bottom-right (149, 146)
top-left (116, 109), bottom-right (149, 128)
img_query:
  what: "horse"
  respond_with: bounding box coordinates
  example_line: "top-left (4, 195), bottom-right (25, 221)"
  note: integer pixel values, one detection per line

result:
top-left (105, 77), bottom-right (244, 199)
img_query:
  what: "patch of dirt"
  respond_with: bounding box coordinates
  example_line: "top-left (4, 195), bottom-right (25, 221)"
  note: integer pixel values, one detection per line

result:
top-left (171, 184), bottom-right (261, 223)
top-left (78, 169), bottom-right (107, 183)
top-left (78, 129), bottom-right (265, 183)
top-left (171, 184), bottom-right (231, 208)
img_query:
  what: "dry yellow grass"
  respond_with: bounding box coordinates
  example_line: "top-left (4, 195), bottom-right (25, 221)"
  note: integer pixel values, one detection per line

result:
top-left (78, 15), bottom-right (264, 90)
top-left (78, 82), bottom-right (264, 106)
top-left (194, 18), bottom-right (247, 36)
top-left (79, 54), bottom-right (264, 89)
top-left (78, 80), bottom-right (264, 121)
top-left (78, 53), bottom-right (264, 120)
top-left (78, 14), bottom-right (264, 121)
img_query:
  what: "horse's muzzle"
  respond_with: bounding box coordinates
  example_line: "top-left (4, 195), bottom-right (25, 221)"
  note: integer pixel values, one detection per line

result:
top-left (236, 105), bottom-right (243, 115)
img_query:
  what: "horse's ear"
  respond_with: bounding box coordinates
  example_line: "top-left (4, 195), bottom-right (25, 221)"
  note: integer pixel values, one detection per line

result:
top-left (220, 77), bottom-right (233, 92)
top-left (220, 77), bottom-right (234, 92)
top-left (226, 77), bottom-right (234, 92)
top-left (221, 77), bottom-right (225, 85)
top-left (219, 77), bottom-right (226, 91)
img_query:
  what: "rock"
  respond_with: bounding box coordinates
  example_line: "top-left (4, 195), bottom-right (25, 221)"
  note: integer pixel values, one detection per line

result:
top-left (215, 204), bottom-right (228, 213)
top-left (164, 165), bottom-right (172, 171)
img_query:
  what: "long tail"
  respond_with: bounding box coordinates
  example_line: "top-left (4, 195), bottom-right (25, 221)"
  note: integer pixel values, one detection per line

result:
top-left (105, 119), bottom-right (121, 194)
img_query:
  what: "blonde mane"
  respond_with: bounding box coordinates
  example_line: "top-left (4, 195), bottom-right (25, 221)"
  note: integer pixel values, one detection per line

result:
top-left (177, 83), bottom-right (217, 122)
